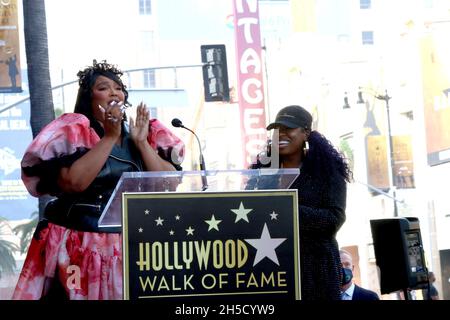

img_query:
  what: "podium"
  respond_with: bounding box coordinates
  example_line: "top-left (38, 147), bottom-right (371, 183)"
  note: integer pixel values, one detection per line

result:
top-left (98, 169), bottom-right (302, 300)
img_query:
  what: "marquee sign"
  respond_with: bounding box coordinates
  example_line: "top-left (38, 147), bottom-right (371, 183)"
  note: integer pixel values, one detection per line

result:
top-left (233, 0), bottom-right (267, 167)
top-left (122, 190), bottom-right (300, 300)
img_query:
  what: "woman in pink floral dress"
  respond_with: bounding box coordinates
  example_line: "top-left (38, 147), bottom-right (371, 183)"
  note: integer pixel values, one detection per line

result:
top-left (12, 60), bottom-right (184, 300)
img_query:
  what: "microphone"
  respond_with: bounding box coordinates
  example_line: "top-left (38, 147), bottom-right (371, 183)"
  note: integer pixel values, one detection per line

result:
top-left (171, 118), bottom-right (208, 191)
top-left (171, 118), bottom-right (183, 128)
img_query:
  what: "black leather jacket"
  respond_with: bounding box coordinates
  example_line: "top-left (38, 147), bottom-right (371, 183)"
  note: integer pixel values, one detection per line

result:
top-left (44, 133), bottom-right (144, 233)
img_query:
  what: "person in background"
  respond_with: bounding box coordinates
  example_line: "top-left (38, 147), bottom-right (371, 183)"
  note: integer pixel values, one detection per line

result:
top-left (12, 60), bottom-right (184, 300)
top-left (340, 249), bottom-right (380, 300)
top-left (251, 105), bottom-right (352, 300)
top-left (422, 271), bottom-right (439, 300)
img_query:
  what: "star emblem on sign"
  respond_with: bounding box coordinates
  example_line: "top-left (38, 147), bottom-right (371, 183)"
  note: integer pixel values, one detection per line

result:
top-left (245, 223), bottom-right (287, 266)
top-left (205, 214), bottom-right (222, 231)
top-left (230, 201), bottom-right (253, 223)
top-left (270, 211), bottom-right (278, 220)
top-left (186, 226), bottom-right (195, 236)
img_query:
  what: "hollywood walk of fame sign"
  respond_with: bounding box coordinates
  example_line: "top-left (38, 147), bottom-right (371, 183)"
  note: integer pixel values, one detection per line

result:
top-left (122, 190), bottom-right (300, 300)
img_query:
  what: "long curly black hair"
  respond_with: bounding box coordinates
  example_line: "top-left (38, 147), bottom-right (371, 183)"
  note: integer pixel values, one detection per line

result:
top-left (303, 130), bottom-right (353, 183)
top-left (73, 59), bottom-right (131, 137)
top-left (251, 130), bottom-right (352, 184)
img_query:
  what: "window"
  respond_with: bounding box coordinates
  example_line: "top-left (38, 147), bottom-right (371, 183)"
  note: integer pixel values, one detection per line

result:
top-left (360, 0), bottom-right (371, 9)
top-left (148, 107), bottom-right (157, 119)
top-left (139, 0), bottom-right (151, 15)
top-left (143, 69), bottom-right (155, 88)
top-left (362, 31), bottom-right (374, 45)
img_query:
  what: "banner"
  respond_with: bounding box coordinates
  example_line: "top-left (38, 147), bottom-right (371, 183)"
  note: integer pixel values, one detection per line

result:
top-left (0, 102), bottom-right (36, 219)
top-left (366, 135), bottom-right (415, 191)
top-left (392, 135), bottom-right (415, 189)
top-left (420, 29), bottom-right (450, 166)
top-left (366, 135), bottom-right (390, 190)
top-left (122, 190), bottom-right (300, 300)
top-left (0, 0), bottom-right (22, 93)
top-left (233, 0), bottom-right (267, 167)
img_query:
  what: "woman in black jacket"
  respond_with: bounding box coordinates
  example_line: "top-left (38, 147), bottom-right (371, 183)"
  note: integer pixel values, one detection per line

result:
top-left (253, 105), bottom-right (352, 300)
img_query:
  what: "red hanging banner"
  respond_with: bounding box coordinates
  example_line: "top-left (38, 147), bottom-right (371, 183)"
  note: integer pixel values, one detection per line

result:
top-left (233, 0), bottom-right (267, 167)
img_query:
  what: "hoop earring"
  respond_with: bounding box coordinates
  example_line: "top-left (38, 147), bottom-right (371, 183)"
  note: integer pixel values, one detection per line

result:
top-left (303, 141), bottom-right (309, 156)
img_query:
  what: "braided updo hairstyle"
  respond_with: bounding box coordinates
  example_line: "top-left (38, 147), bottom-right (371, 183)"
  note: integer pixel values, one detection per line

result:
top-left (74, 59), bottom-right (131, 137)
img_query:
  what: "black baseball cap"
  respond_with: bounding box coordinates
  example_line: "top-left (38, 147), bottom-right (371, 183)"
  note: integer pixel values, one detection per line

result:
top-left (267, 105), bottom-right (312, 130)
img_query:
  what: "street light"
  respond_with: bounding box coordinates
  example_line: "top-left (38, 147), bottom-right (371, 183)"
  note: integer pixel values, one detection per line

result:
top-left (351, 87), bottom-right (399, 217)
top-left (343, 92), bottom-right (351, 109)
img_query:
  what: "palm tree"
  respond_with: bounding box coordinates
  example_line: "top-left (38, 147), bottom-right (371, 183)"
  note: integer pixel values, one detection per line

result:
top-left (22, 0), bottom-right (55, 217)
top-left (0, 217), bottom-right (19, 278)
top-left (13, 211), bottom-right (38, 254)
top-left (0, 0), bottom-right (56, 280)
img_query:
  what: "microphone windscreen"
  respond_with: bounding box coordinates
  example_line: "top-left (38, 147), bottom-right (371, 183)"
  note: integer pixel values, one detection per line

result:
top-left (171, 118), bottom-right (183, 128)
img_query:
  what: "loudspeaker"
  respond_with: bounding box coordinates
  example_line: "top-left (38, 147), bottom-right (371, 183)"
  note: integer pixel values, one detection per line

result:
top-left (370, 217), bottom-right (428, 294)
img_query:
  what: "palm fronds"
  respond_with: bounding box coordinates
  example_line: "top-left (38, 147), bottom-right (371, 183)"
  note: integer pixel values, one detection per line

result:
top-left (13, 211), bottom-right (38, 254)
top-left (0, 217), bottom-right (19, 278)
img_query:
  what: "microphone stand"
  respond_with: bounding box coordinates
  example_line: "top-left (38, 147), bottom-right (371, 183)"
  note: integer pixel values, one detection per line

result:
top-left (189, 128), bottom-right (208, 191)
top-left (172, 119), bottom-right (208, 191)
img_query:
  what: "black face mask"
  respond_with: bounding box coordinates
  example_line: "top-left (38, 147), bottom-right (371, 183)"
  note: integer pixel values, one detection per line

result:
top-left (342, 268), bottom-right (353, 285)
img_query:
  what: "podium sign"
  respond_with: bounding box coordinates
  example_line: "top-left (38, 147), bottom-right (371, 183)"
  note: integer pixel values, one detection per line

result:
top-left (98, 169), bottom-right (301, 230)
top-left (122, 190), bottom-right (300, 300)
